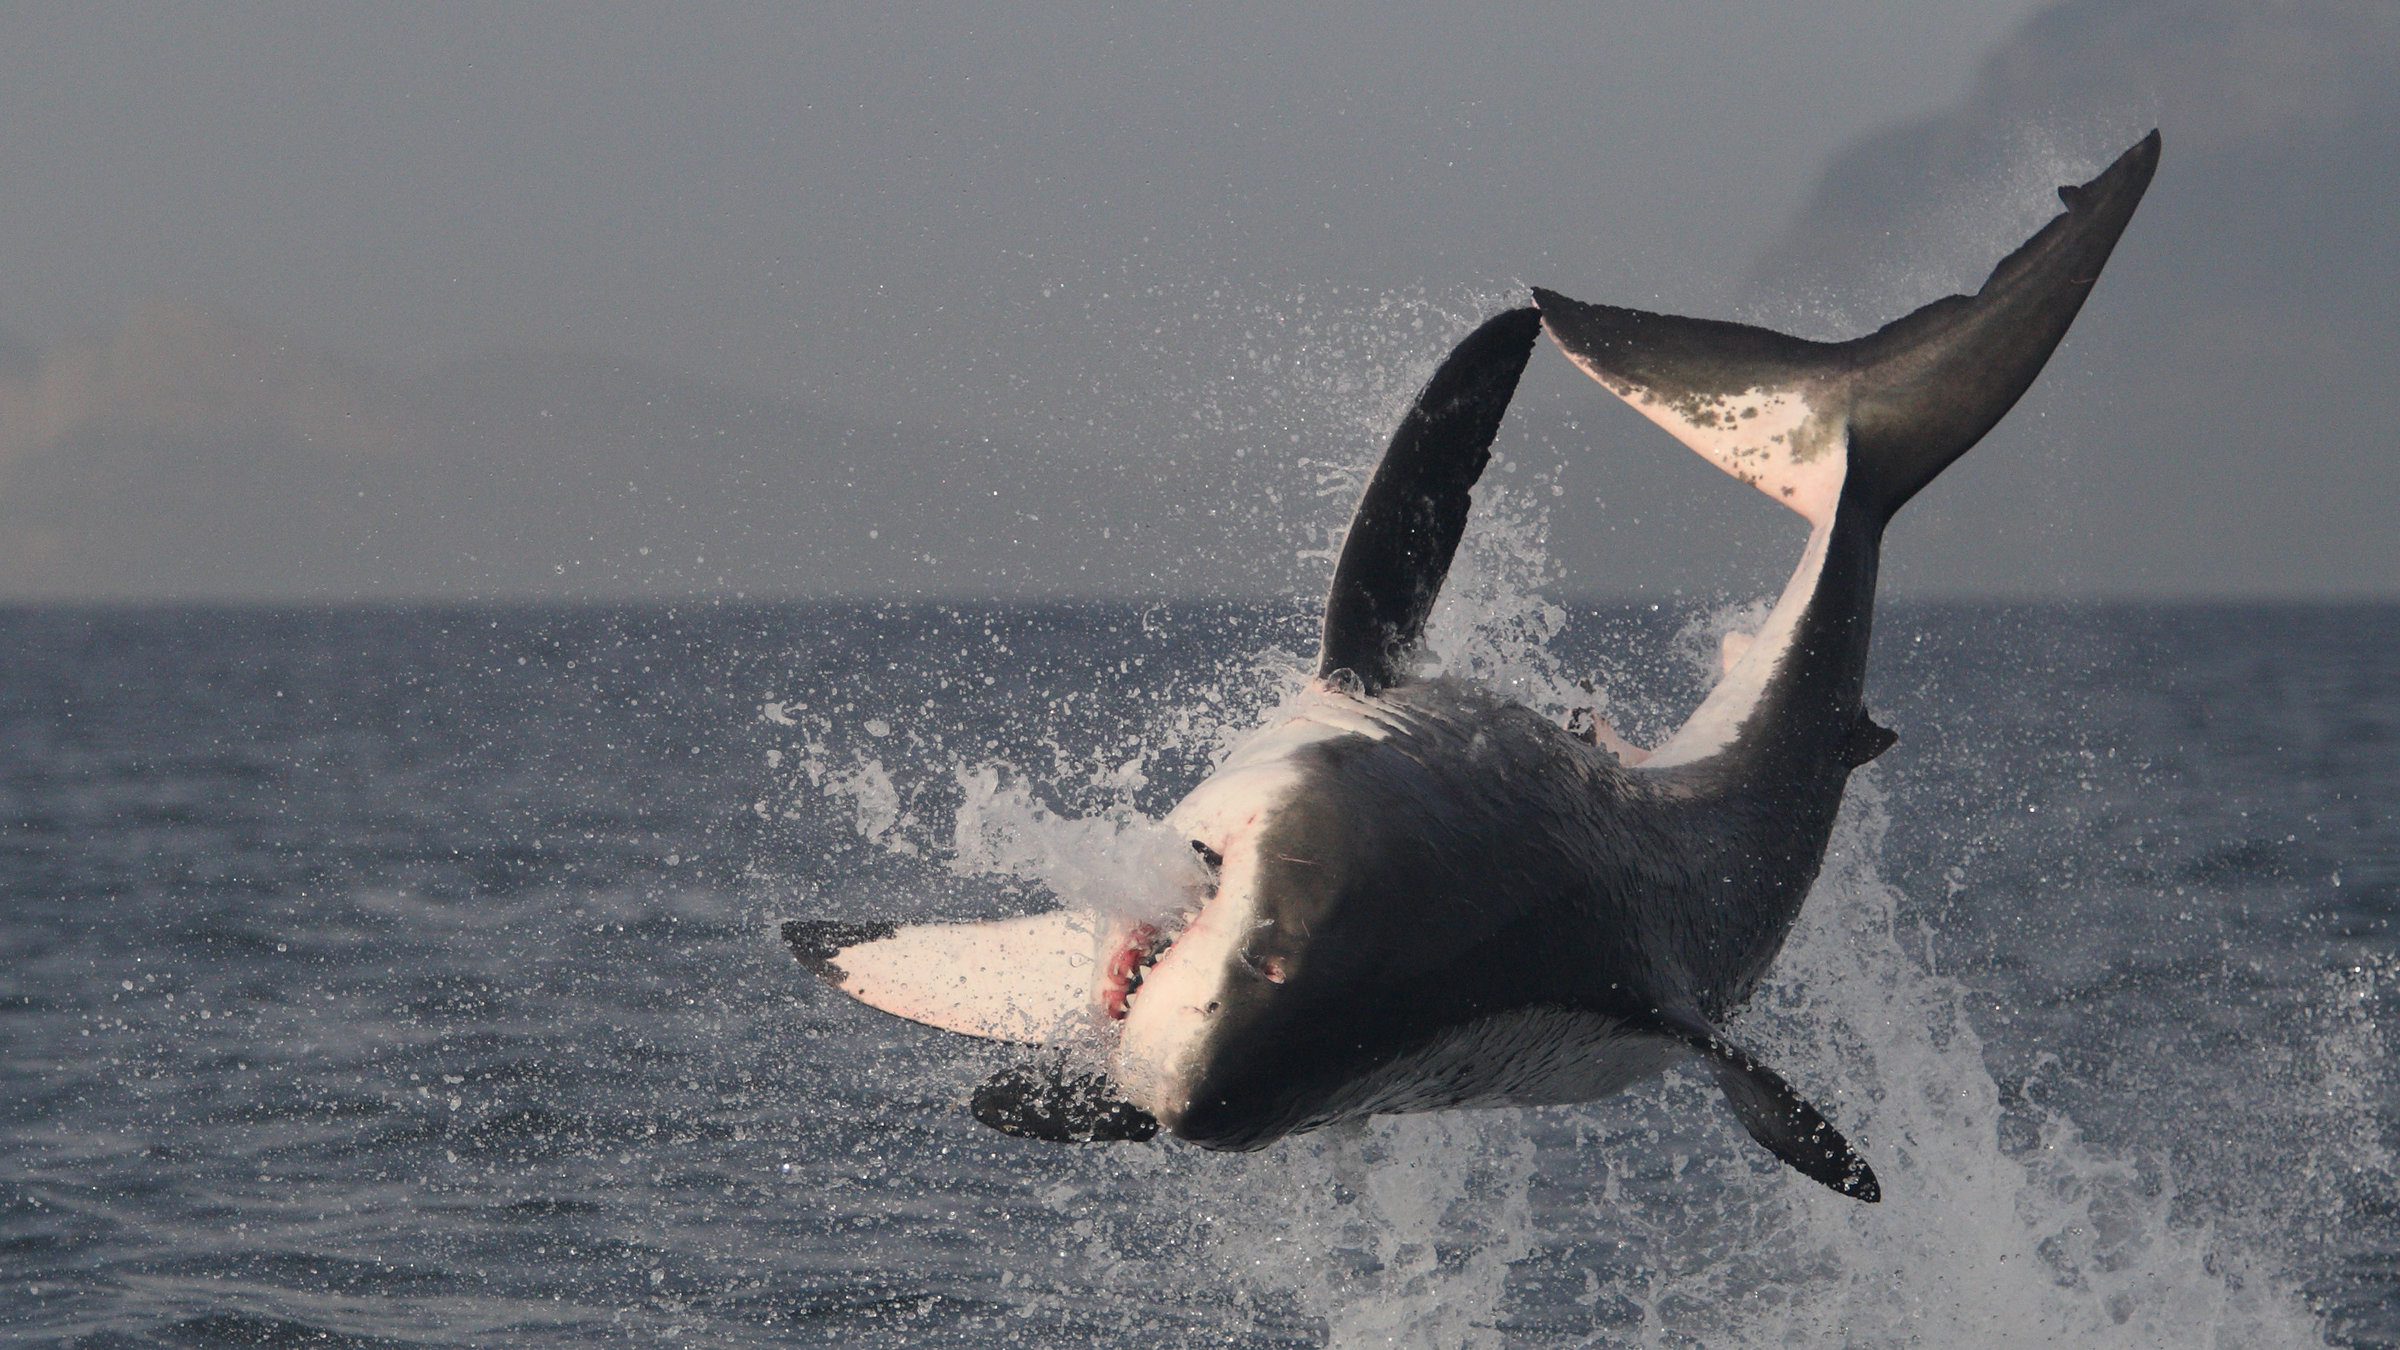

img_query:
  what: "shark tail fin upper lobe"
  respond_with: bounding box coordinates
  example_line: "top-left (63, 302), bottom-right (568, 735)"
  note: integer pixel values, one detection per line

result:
top-left (1537, 130), bottom-right (2159, 533)
top-left (1837, 129), bottom-right (2159, 525)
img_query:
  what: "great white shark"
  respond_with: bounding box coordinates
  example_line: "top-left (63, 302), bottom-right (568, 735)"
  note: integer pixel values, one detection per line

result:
top-left (784, 132), bottom-right (2159, 1200)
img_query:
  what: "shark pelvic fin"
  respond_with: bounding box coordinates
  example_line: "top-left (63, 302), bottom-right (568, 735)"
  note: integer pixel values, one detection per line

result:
top-left (1649, 1006), bottom-right (1880, 1202)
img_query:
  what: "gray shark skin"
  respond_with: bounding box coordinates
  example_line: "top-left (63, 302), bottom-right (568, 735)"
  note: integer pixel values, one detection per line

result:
top-left (784, 133), bottom-right (2159, 1202)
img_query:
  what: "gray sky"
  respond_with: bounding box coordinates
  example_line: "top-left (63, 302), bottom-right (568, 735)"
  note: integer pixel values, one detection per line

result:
top-left (0, 0), bottom-right (2390, 600)
top-left (0, 3), bottom-right (2038, 382)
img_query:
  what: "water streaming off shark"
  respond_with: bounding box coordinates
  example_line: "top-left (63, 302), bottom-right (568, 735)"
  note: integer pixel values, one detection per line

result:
top-left (784, 131), bottom-right (2161, 1202)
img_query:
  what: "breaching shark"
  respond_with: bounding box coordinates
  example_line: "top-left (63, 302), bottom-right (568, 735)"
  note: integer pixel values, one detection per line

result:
top-left (784, 132), bottom-right (2158, 1200)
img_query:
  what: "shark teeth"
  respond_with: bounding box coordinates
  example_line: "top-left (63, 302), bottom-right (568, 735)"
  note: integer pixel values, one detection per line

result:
top-left (1104, 904), bottom-right (1197, 1020)
top-left (1105, 837), bottom-right (1221, 1020)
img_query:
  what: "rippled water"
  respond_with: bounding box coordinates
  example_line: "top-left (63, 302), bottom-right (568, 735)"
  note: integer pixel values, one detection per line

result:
top-left (1, 601), bottom-right (2393, 1346)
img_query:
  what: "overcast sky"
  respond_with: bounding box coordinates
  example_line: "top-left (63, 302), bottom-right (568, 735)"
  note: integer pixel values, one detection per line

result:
top-left (0, 1), bottom-right (2390, 601)
top-left (0, 3), bottom-right (2041, 401)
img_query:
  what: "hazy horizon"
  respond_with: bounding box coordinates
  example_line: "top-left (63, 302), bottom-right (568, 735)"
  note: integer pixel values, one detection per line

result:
top-left (1, 0), bottom-right (2392, 603)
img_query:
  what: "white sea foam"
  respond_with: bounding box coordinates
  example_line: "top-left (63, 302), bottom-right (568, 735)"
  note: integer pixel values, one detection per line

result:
top-left (761, 293), bottom-right (2385, 1347)
top-left (1581, 779), bottom-right (2341, 1349)
top-left (1152, 360), bottom-right (2364, 1342)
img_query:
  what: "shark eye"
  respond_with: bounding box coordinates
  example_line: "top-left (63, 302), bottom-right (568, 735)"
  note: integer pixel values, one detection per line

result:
top-left (1191, 840), bottom-right (1223, 871)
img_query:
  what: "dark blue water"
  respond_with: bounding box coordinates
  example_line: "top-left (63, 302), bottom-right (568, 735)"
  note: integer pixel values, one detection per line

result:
top-left (1, 602), bottom-right (2392, 1346)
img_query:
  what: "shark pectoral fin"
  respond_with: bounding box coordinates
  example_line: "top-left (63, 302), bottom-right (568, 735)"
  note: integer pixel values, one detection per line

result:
top-left (1719, 630), bottom-right (1754, 675)
top-left (1648, 1008), bottom-right (1879, 1202)
top-left (971, 1061), bottom-right (1160, 1144)
top-left (1843, 710), bottom-right (1898, 767)
top-left (779, 910), bottom-right (1101, 1044)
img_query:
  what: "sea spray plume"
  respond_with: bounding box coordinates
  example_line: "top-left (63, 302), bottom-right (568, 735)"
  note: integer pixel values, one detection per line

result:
top-left (781, 132), bottom-right (2159, 1202)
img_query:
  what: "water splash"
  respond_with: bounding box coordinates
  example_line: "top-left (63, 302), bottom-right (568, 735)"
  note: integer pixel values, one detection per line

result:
top-left (1073, 774), bottom-right (2359, 1349)
top-left (948, 763), bottom-right (1199, 933)
top-left (755, 292), bottom-right (2386, 1348)
top-left (1616, 779), bottom-right (2343, 1349)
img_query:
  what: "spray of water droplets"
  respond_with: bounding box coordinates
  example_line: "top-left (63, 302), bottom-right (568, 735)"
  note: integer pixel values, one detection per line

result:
top-left (751, 290), bottom-right (2386, 1348)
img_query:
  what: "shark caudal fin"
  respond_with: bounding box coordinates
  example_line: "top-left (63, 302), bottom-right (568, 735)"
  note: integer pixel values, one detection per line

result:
top-left (1536, 130), bottom-right (2159, 531)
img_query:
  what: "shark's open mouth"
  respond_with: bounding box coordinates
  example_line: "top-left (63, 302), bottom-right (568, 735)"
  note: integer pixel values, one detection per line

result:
top-left (1102, 839), bottom-right (1222, 1021)
top-left (1101, 922), bottom-right (1176, 1021)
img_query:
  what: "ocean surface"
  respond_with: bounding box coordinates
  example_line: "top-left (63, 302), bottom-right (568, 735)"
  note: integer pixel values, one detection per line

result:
top-left (1, 599), bottom-right (2393, 1347)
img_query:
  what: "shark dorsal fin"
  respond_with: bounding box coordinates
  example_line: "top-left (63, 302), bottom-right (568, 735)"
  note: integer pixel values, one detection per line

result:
top-left (1317, 307), bottom-right (1540, 694)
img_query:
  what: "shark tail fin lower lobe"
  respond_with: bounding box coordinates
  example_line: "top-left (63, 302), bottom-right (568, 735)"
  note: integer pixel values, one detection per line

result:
top-left (1537, 129), bottom-right (2158, 533)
